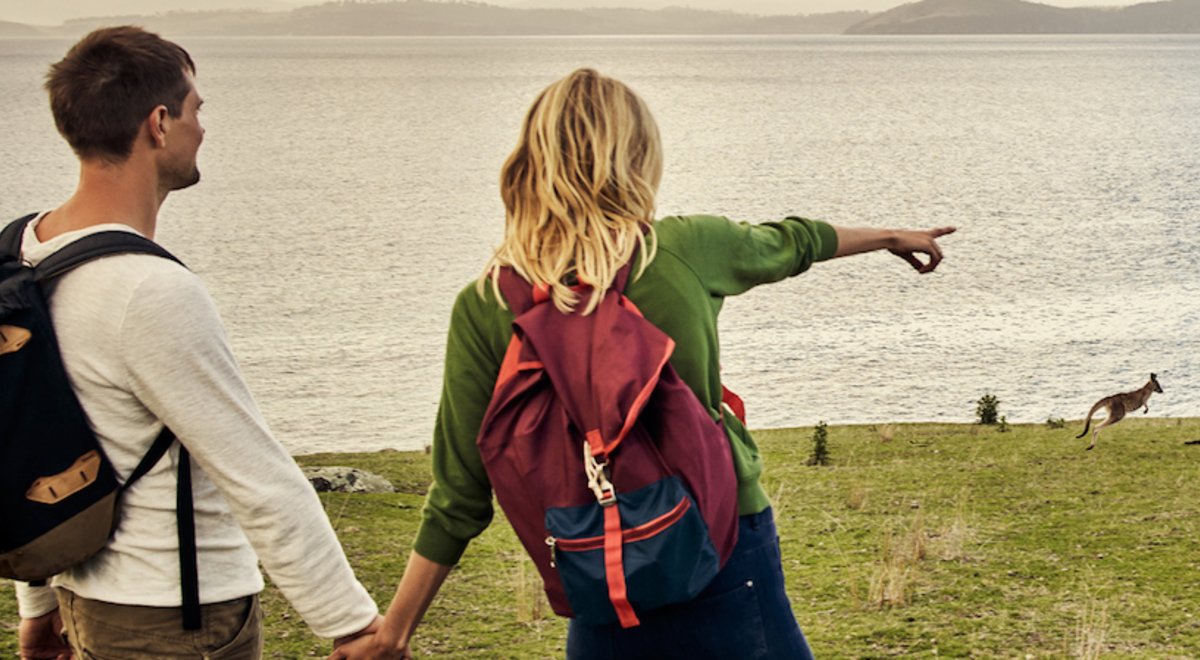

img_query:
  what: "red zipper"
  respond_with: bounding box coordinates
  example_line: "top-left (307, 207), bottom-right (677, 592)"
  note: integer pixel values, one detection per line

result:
top-left (548, 496), bottom-right (692, 554)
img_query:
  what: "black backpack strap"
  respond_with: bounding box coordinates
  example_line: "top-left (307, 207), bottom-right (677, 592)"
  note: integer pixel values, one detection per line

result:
top-left (122, 427), bottom-right (176, 487)
top-left (0, 214), bottom-right (38, 260)
top-left (121, 427), bottom-right (201, 630)
top-left (176, 447), bottom-right (200, 630)
top-left (35, 230), bottom-right (184, 281)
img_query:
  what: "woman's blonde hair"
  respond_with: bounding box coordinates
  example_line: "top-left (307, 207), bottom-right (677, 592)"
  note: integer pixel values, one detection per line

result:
top-left (480, 68), bottom-right (662, 315)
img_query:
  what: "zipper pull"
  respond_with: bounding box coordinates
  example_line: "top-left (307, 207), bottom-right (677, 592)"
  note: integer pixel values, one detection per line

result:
top-left (545, 536), bottom-right (557, 568)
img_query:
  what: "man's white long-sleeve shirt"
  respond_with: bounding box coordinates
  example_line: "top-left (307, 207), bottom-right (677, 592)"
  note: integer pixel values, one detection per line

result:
top-left (14, 214), bottom-right (377, 638)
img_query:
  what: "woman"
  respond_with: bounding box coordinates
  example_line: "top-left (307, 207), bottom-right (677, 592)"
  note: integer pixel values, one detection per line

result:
top-left (331, 68), bottom-right (954, 660)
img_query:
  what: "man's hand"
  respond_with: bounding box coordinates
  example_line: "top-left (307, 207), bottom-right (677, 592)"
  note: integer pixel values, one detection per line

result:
top-left (19, 610), bottom-right (72, 660)
top-left (333, 614), bottom-right (384, 648)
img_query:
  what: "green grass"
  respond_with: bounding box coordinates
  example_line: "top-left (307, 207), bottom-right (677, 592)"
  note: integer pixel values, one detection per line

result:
top-left (5, 418), bottom-right (1200, 659)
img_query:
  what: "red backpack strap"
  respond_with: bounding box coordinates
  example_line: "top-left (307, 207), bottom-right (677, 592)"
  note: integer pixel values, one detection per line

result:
top-left (493, 270), bottom-right (537, 392)
top-left (721, 385), bottom-right (746, 424)
top-left (604, 504), bottom-right (638, 627)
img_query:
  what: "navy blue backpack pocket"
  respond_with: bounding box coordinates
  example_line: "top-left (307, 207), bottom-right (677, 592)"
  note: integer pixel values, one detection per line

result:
top-left (545, 475), bottom-right (720, 627)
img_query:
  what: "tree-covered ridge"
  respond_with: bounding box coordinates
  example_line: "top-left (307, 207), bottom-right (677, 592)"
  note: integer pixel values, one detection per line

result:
top-left (846, 0), bottom-right (1200, 34)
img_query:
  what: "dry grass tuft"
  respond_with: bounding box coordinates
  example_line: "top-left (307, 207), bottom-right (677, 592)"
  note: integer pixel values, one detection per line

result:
top-left (514, 558), bottom-right (546, 624)
top-left (867, 513), bottom-right (928, 609)
top-left (846, 481), bottom-right (868, 510)
top-left (1072, 591), bottom-right (1111, 660)
top-left (908, 510), bottom-right (927, 563)
top-left (929, 489), bottom-right (976, 561)
top-left (868, 529), bottom-right (912, 608)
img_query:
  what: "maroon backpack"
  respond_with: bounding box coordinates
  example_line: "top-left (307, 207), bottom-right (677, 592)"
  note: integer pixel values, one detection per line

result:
top-left (476, 258), bottom-right (738, 628)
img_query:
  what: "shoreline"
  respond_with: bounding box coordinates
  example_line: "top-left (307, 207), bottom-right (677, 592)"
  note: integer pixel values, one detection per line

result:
top-left (289, 416), bottom-right (1200, 458)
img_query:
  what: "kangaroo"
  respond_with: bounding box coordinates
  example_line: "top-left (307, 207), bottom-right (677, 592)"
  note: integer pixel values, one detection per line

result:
top-left (1077, 373), bottom-right (1163, 450)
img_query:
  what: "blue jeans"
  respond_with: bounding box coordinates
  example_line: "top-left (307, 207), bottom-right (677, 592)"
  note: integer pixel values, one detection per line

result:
top-left (566, 507), bottom-right (814, 660)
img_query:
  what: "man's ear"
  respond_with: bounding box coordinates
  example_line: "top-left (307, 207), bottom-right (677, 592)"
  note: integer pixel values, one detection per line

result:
top-left (149, 105), bottom-right (170, 148)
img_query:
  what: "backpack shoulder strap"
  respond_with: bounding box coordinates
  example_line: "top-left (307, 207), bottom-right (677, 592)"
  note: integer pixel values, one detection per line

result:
top-left (612, 258), bottom-right (634, 298)
top-left (118, 427), bottom-right (201, 631)
top-left (0, 214), bottom-right (38, 261)
top-left (496, 269), bottom-right (534, 316)
top-left (35, 231), bottom-right (185, 281)
top-left (122, 427), bottom-right (177, 489)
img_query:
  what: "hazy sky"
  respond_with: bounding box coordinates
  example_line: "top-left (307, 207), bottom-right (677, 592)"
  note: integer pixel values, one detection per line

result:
top-left (0, 0), bottom-right (1142, 28)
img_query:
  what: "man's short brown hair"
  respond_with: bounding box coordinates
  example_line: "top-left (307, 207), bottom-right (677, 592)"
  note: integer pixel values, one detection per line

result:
top-left (45, 26), bottom-right (196, 163)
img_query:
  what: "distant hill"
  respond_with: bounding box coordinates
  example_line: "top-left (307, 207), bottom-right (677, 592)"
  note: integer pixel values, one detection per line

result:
top-left (506, 0), bottom-right (890, 14)
top-left (42, 1), bottom-right (871, 37)
top-left (0, 20), bottom-right (43, 36)
top-left (845, 0), bottom-right (1200, 34)
top-left (8, 0), bottom-right (1195, 37)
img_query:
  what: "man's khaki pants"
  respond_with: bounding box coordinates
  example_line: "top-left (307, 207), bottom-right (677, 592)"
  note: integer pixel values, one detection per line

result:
top-left (57, 589), bottom-right (263, 659)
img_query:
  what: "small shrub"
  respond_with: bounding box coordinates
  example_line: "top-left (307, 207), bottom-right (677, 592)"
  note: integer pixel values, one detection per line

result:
top-left (976, 394), bottom-right (1000, 425)
top-left (1046, 416), bottom-right (1066, 429)
top-left (808, 421), bottom-right (830, 466)
top-left (998, 415), bottom-right (1010, 433)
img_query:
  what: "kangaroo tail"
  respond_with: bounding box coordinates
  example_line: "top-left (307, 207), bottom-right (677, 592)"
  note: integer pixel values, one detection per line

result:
top-left (1076, 400), bottom-right (1103, 438)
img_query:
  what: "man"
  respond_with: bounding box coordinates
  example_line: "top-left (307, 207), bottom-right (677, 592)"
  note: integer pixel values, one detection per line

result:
top-left (15, 26), bottom-right (380, 659)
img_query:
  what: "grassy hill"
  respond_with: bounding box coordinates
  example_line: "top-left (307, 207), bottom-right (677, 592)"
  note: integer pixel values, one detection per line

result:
top-left (6, 418), bottom-right (1197, 658)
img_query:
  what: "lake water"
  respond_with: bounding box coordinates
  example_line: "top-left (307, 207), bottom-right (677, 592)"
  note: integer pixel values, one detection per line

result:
top-left (1, 35), bottom-right (1197, 454)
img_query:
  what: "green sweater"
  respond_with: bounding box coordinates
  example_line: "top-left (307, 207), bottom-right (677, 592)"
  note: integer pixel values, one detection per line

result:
top-left (414, 214), bottom-right (839, 566)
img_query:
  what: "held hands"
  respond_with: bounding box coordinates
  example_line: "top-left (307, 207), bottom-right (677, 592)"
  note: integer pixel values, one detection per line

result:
top-left (329, 615), bottom-right (411, 660)
top-left (18, 610), bottom-right (72, 660)
top-left (887, 226), bottom-right (956, 274)
top-left (328, 634), bottom-right (413, 660)
top-left (329, 552), bottom-right (453, 660)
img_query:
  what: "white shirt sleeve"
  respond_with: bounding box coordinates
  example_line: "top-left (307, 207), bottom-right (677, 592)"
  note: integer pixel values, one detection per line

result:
top-left (15, 582), bottom-right (59, 619)
top-left (116, 267), bottom-right (377, 638)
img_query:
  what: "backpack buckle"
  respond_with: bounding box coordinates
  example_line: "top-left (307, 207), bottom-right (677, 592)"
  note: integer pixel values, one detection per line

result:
top-left (584, 443), bottom-right (617, 507)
